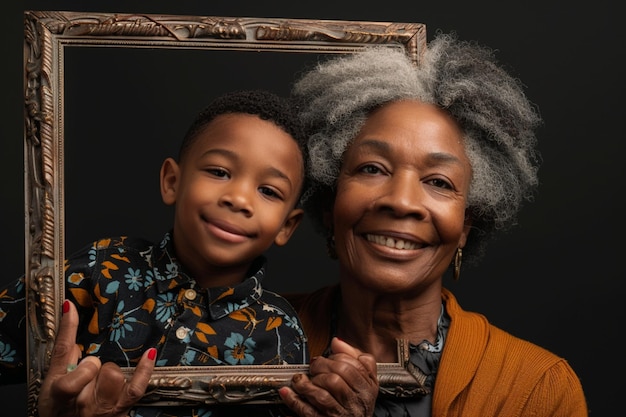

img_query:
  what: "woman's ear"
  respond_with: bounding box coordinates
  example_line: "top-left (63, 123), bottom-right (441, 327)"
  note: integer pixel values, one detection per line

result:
top-left (458, 209), bottom-right (473, 248)
top-left (160, 158), bottom-right (180, 206)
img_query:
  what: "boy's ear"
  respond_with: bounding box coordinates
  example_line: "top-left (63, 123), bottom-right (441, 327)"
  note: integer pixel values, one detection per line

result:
top-left (160, 158), bottom-right (180, 206)
top-left (274, 208), bottom-right (304, 246)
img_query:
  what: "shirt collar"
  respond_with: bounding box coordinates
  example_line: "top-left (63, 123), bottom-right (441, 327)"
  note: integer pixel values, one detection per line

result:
top-left (152, 231), bottom-right (266, 319)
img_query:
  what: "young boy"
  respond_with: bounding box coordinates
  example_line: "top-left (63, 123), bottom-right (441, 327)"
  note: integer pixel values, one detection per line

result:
top-left (1, 89), bottom-right (309, 416)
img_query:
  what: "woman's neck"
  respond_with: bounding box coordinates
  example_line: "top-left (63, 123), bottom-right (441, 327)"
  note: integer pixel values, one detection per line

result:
top-left (336, 280), bottom-right (443, 363)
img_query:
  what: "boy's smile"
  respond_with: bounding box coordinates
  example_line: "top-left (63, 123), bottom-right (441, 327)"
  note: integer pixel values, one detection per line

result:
top-left (160, 113), bottom-right (304, 288)
top-left (204, 217), bottom-right (255, 243)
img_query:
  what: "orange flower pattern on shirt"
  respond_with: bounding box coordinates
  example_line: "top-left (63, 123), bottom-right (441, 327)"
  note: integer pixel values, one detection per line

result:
top-left (0, 232), bottom-right (309, 417)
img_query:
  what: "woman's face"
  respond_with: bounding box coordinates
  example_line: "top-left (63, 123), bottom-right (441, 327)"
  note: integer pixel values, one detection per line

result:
top-left (332, 100), bottom-right (472, 294)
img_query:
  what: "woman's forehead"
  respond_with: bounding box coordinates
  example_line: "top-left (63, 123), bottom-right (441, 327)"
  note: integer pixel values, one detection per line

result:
top-left (355, 100), bottom-right (464, 150)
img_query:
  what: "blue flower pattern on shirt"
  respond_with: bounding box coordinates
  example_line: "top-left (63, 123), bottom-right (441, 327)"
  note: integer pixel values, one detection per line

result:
top-left (0, 232), bottom-right (308, 417)
top-left (0, 341), bottom-right (16, 364)
top-left (155, 292), bottom-right (177, 323)
top-left (125, 268), bottom-right (143, 291)
top-left (224, 332), bottom-right (256, 365)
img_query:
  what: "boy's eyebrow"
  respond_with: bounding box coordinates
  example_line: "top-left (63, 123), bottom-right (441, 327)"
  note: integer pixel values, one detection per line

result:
top-left (201, 148), bottom-right (236, 159)
top-left (201, 148), bottom-right (295, 186)
top-left (266, 166), bottom-right (293, 184)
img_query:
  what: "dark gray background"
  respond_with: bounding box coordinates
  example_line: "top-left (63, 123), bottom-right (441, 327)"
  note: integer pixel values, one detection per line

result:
top-left (2, 1), bottom-right (623, 415)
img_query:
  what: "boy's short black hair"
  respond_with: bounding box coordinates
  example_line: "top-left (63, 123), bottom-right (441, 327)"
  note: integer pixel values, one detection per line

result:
top-left (179, 89), bottom-right (305, 161)
top-left (179, 89), bottom-right (309, 202)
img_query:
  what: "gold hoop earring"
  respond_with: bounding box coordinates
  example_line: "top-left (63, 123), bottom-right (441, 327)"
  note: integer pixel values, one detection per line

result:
top-left (326, 234), bottom-right (337, 259)
top-left (453, 248), bottom-right (463, 280)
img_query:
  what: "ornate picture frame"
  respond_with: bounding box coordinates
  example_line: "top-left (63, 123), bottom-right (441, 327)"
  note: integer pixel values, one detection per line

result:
top-left (23, 10), bottom-right (426, 414)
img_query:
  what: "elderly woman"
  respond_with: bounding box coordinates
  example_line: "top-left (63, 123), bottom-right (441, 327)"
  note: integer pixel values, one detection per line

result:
top-left (279, 33), bottom-right (588, 417)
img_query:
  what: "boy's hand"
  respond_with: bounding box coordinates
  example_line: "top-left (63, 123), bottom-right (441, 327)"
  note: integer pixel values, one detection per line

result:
top-left (37, 300), bottom-right (156, 417)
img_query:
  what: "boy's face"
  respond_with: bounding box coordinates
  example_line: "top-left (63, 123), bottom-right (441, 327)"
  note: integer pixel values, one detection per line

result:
top-left (161, 113), bottom-right (304, 284)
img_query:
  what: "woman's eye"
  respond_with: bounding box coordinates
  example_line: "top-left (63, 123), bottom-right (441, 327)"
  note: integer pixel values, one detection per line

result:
top-left (359, 164), bottom-right (383, 175)
top-left (428, 178), bottom-right (453, 190)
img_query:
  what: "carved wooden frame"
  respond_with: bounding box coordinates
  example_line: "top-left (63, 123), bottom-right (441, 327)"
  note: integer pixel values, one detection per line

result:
top-left (23, 10), bottom-right (427, 414)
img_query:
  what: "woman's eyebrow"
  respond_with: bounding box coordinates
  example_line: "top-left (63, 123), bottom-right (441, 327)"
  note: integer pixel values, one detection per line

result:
top-left (353, 139), bottom-right (464, 166)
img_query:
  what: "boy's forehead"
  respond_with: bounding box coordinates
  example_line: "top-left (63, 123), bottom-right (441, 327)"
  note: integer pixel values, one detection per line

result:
top-left (190, 114), bottom-right (302, 159)
top-left (195, 114), bottom-right (288, 143)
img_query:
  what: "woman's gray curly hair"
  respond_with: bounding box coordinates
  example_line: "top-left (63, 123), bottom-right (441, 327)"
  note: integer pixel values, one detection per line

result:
top-left (292, 32), bottom-right (542, 264)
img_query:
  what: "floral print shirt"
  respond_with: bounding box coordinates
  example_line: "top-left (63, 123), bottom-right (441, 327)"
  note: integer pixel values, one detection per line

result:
top-left (0, 232), bottom-right (308, 416)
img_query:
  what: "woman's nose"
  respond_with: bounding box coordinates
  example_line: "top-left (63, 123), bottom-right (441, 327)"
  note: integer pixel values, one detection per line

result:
top-left (377, 172), bottom-right (427, 218)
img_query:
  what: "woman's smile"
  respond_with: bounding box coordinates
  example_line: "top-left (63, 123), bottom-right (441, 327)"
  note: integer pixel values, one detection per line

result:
top-left (365, 233), bottom-right (422, 250)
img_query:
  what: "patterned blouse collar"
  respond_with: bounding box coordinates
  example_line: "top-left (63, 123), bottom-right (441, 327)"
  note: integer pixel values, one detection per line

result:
top-left (152, 231), bottom-right (266, 320)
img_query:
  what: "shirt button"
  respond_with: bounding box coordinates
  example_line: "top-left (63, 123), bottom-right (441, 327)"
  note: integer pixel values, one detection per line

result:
top-left (175, 326), bottom-right (189, 340)
top-left (184, 289), bottom-right (197, 301)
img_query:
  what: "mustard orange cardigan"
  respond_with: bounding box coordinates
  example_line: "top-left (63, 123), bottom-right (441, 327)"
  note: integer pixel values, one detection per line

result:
top-left (285, 286), bottom-right (588, 417)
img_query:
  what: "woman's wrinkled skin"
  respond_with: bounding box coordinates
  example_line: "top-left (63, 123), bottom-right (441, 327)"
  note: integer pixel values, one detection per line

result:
top-left (277, 101), bottom-right (473, 416)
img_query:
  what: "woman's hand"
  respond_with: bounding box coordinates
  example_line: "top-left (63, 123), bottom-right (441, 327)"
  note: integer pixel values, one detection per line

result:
top-left (37, 300), bottom-right (156, 417)
top-left (279, 337), bottom-right (379, 417)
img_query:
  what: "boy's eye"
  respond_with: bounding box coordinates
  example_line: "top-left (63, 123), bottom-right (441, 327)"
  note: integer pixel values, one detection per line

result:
top-left (207, 168), bottom-right (229, 178)
top-left (259, 186), bottom-right (281, 199)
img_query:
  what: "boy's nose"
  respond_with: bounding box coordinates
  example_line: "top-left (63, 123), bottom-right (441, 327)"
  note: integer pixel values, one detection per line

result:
top-left (219, 186), bottom-right (254, 216)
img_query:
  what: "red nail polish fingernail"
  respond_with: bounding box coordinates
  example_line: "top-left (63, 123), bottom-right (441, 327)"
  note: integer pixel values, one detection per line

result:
top-left (63, 300), bottom-right (70, 314)
top-left (147, 348), bottom-right (157, 360)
